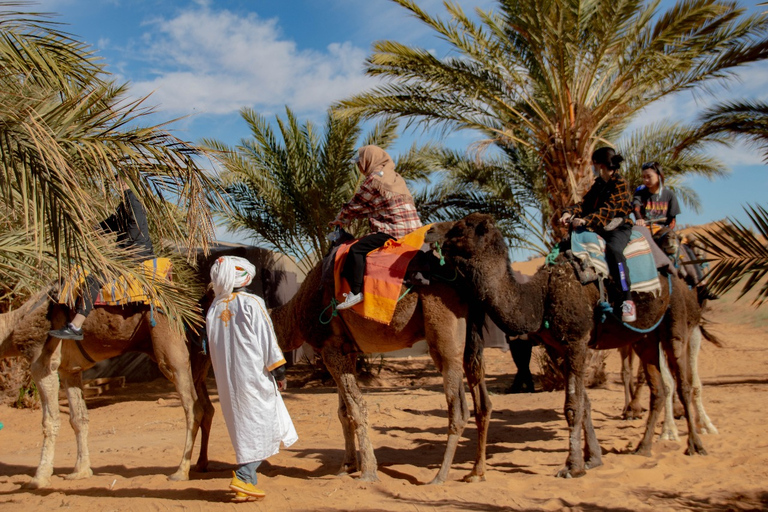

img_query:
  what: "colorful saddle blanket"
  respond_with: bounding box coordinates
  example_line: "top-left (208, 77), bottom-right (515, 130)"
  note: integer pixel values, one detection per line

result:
top-left (570, 229), bottom-right (661, 295)
top-left (334, 225), bottom-right (432, 325)
top-left (58, 258), bottom-right (173, 306)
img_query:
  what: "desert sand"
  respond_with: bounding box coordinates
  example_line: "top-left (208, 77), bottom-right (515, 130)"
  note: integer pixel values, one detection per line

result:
top-left (1, 290), bottom-right (767, 511)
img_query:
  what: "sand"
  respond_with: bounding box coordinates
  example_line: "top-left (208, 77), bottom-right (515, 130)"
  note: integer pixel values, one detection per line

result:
top-left (1, 293), bottom-right (767, 511)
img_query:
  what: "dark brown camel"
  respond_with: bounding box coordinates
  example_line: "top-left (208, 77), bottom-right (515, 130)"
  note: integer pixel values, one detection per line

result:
top-left (426, 213), bottom-right (707, 478)
top-left (193, 252), bottom-right (492, 484)
top-left (0, 289), bottom-right (204, 489)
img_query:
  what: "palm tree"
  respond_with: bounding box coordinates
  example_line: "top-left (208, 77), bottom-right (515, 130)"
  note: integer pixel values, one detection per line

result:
top-left (0, 5), bottom-right (220, 327)
top-left (689, 100), bottom-right (768, 306)
top-left (336, 0), bottom-right (768, 240)
top-left (203, 108), bottom-right (427, 274)
top-left (696, 204), bottom-right (768, 307)
top-left (698, 101), bottom-right (768, 162)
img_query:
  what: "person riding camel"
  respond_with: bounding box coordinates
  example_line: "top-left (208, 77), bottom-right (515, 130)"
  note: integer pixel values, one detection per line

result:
top-left (329, 145), bottom-right (422, 310)
top-left (560, 147), bottom-right (636, 323)
top-left (49, 174), bottom-right (155, 341)
top-left (633, 161), bottom-right (681, 232)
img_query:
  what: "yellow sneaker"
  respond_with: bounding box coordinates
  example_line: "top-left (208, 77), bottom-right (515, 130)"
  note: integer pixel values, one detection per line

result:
top-left (232, 491), bottom-right (260, 502)
top-left (229, 471), bottom-right (265, 499)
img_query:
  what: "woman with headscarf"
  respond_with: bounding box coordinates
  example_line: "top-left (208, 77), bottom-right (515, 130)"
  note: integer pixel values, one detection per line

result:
top-left (329, 145), bottom-right (423, 310)
top-left (206, 256), bottom-right (298, 502)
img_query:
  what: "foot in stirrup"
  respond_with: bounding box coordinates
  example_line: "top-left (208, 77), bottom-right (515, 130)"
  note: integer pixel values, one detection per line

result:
top-left (49, 323), bottom-right (84, 341)
top-left (336, 292), bottom-right (363, 310)
top-left (621, 300), bottom-right (637, 323)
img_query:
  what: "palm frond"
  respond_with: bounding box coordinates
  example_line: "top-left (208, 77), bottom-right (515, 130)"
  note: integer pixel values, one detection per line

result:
top-left (698, 204), bottom-right (768, 306)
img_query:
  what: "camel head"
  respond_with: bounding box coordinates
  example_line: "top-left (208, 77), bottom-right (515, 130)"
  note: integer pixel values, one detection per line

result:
top-left (426, 213), bottom-right (509, 271)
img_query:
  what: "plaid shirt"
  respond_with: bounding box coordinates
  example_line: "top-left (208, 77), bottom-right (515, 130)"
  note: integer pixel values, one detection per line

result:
top-left (566, 173), bottom-right (633, 231)
top-left (337, 175), bottom-right (422, 238)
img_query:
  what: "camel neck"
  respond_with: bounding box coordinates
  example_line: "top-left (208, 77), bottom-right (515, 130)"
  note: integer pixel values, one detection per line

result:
top-left (478, 263), bottom-right (547, 336)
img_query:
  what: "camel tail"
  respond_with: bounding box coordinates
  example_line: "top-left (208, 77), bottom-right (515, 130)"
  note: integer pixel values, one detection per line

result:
top-left (699, 319), bottom-right (724, 348)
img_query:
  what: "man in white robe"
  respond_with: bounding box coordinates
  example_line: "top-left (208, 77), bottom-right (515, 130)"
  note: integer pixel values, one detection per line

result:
top-left (206, 256), bottom-right (298, 501)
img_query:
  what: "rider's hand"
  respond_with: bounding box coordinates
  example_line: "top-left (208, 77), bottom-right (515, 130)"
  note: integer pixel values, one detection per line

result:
top-left (571, 218), bottom-right (586, 228)
top-left (635, 219), bottom-right (646, 227)
top-left (559, 212), bottom-right (572, 225)
top-left (277, 379), bottom-right (287, 391)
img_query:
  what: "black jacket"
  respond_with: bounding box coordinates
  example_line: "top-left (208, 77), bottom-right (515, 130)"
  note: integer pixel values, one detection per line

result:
top-left (100, 189), bottom-right (155, 260)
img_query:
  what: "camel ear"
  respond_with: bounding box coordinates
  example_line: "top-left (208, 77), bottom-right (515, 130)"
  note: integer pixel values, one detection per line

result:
top-left (425, 221), bottom-right (453, 243)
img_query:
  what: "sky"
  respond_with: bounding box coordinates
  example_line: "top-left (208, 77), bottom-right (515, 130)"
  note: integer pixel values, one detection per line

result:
top-left (27, 0), bottom-right (768, 245)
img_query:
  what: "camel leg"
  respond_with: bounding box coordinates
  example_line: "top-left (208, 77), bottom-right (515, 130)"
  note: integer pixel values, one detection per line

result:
top-left (190, 352), bottom-right (214, 473)
top-left (427, 346), bottom-right (469, 485)
top-left (150, 316), bottom-right (203, 481)
top-left (690, 326), bottom-right (718, 435)
top-left (556, 335), bottom-right (591, 478)
top-left (26, 338), bottom-right (63, 489)
top-left (633, 338), bottom-right (665, 456)
top-left (621, 346), bottom-right (646, 419)
top-left (60, 371), bottom-right (94, 480)
top-left (658, 346), bottom-right (680, 441)
top-left (192, 363), bottom-right (214, 472)
top-left (508, 335), bottom-right (535, 393)
top-left (582, 391), bottom-right (602, 470)
top-left (334, 387), bottom-right (358, 475)
top-left (462, 307), bottom-right (492, 483)
top-left (661, 331), bottom-right (707, 455)
top-left (322, 342), bottom-right (379, 482)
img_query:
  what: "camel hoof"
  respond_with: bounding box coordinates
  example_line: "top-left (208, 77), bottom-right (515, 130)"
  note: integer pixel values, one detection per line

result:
top-left (462, 473), bottom-right (485, 483)
top-left (555, 467), bottom-right (585, 479)
top-left (194, 461), bottom-right (209, 473)
top-left (685, 445), bottom-right (707, 456)
top-left (358, 472), bottom-right (380, 483)
top-left (621, 408), bottom-right (644, 420)
top-left (167, 470), bottom-right (189, 482)
top-left (584, 458), bottom-right (602, 470)
top-left (659, 431), bottom-right (679, 441)
top-left (700, 425), bottom-right (719, 435)
top-left (633, 446), bottom-right (652, 457)
top-left (336, 464), bottom-right (357, 477)
top-left (24, 477), bottom-right (50, 490)
top-left (63, 468), bottom-right (93, 480)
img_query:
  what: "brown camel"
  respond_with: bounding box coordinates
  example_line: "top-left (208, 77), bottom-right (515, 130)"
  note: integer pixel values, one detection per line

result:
top-left (191, 250), bottom-right (493, 484)
top-left (0, 288), bottom-right (204, 489)
top-left (425, 213), bottom-right (707, 478)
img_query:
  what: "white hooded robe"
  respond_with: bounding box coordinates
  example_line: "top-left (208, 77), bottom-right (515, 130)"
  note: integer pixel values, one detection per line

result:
top-left (206, 291), bottom-right (298, 463)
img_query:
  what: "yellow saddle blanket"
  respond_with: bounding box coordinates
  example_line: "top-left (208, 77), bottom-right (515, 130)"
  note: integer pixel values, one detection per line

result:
top-left (58, 258), bottom-right (173, 306)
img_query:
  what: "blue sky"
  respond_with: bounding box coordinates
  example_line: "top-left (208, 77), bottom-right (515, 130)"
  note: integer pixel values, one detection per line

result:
top-left (31, 0), bottom-right (768, 241)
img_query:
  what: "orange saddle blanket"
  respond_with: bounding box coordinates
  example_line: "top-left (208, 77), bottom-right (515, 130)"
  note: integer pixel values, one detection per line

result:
top-left (333, 225), bottom-right (432, 325)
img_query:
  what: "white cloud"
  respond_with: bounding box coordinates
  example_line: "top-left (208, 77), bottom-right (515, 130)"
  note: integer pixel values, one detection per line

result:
top-left (125, 7), bottom-right (374, 117)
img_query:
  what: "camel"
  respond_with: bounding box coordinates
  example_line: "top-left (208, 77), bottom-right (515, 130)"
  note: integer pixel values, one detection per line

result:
top-left (425, 213), bottom-right (707, 478)
top-left (0, 288), bottom-right (204, 489)
top-left (191, 248), bottom-right (493, 484)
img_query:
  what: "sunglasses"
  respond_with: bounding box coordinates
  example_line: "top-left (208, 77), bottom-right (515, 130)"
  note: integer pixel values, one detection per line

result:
top-left (641, 161), bottom-right (659, 171)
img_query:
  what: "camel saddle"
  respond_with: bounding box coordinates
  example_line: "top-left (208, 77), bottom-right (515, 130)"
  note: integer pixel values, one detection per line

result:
top-left (58, 258), bottom-right (173, 307)
top-left (566, 226), bottom-right (675, 296)
top-left (329, 225), bottom-right (435, 325)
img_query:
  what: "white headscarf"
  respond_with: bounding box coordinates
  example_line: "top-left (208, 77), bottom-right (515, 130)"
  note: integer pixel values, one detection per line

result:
top-left (210, 256), bottom-right (256, 302)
